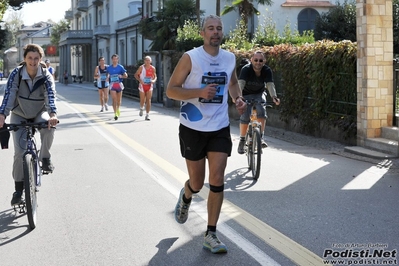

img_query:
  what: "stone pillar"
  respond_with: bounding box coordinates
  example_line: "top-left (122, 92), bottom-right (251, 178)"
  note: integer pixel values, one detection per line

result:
top-left (356, 0), bottom-right (394, 145)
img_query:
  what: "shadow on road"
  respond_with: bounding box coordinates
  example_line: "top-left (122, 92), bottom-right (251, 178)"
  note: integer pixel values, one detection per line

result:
top-left (224, 167), bottom-right (257, 191)
top-left (0, 208), bottom-right (31, 246)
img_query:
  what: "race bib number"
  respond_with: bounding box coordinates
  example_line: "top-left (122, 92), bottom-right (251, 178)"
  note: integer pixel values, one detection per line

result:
top-left (100, 73), bottom-right (107, 81)
top-left (199, 72), bottom-right (227, 104)
top-left (110, 74), bottom-right (119, 83)
top-left (144, 77), bottom-right (151, 84)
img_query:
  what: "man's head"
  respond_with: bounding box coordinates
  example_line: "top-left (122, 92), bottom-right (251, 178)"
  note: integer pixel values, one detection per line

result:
top-left (111, 54), bottom-right (119, 65)
top-left (144, 56), bottom-right (152, 65)
top-left (250, 51), bottom-right (266, 72)
top-left (201, 15), bottom-right (223, 47)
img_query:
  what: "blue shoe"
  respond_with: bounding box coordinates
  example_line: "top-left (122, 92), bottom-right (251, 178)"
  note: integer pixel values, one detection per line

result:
top-left (174, 188), bottom-right (190, 224)
top-left (203, 232), bottom-right (228, 254)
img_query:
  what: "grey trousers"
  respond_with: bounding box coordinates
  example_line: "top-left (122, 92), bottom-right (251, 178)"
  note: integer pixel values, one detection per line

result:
top-left (10, 112), bottom-right (55, 182)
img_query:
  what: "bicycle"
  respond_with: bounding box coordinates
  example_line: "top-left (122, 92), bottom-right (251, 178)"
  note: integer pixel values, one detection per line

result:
top-left (0, 121), bottom-right (54, 229)
top-left (244, 98), bottom-right (273, 180)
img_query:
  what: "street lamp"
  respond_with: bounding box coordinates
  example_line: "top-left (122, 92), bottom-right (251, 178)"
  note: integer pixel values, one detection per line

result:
top-left (72, 45), bottom-right (82, 83)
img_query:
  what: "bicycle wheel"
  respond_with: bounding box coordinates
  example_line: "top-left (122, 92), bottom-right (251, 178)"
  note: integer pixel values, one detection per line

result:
top-left (23, 153), bottom-right (38, 229)
top-left (251, 127), bottom-right (262, 180)
top-left (245, 131), bottom-right (253, 170)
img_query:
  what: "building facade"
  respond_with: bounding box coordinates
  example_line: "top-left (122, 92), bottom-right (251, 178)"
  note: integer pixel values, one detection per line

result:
top-left (4, 22), bottom-right (55, 77)
top-left (58, 0), bottom-right (344, 95)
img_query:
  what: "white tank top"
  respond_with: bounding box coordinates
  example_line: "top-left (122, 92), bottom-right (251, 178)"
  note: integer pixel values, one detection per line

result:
top-left (180, 46), bottom-right (235, 132)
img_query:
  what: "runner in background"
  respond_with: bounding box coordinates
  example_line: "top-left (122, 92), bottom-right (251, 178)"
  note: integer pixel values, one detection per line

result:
top-left (93, 56), bottom-right (110, 112)
top-left (134, 56), bottom-right (157, 121)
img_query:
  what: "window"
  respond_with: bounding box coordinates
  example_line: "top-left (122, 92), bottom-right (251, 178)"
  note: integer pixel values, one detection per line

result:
top-left (119, 40), bottom-right (125, 65)
top-left (106, 4), bottom-right (110, 25)
top-left (130, 38), bottom-right (137, 64)
top-left (298, 8), bottom-right (319, 34)
top-left (145, 0), bottom-right (153, 17)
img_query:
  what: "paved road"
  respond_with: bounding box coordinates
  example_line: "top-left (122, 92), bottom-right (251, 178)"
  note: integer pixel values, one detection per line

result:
top-left (0, 80), bottom-right (398, 266)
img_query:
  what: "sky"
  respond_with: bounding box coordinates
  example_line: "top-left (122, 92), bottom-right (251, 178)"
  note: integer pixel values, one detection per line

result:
top-left (4, 0), bottom-right (71, 25)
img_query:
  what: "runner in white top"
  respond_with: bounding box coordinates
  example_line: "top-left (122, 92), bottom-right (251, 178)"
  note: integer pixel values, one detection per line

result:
top-left (166, 15), bottom-right (246, 254)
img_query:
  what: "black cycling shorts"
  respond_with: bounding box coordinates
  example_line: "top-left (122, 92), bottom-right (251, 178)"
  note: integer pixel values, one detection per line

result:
top-left (179, 124), bottom-right (232, 161)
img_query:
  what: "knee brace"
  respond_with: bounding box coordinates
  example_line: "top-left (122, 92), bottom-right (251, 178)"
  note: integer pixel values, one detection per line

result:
top-left (186, 180), bottom-right (200, 194)
top-left (209, 184), bottom-right (224, 193)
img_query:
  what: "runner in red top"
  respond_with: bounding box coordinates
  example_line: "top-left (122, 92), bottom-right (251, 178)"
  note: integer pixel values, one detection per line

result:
top-left (134, 56), bottom-right (157, 121)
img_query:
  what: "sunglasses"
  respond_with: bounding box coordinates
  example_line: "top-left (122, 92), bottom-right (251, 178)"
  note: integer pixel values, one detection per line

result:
top-left (253, 59), bottom-right (264, 63)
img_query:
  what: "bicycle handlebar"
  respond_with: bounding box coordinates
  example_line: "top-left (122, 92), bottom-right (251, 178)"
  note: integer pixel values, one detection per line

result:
top-left (0, 121), bottom-right (50, 132)
top-left (244, 98), bottom-right (274, 108)
top-left (0, 121), bottom-right (59, 150)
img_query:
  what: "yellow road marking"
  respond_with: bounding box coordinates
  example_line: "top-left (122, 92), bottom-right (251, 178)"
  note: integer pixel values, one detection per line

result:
top-left (71, 104), bottom-right (330, 266)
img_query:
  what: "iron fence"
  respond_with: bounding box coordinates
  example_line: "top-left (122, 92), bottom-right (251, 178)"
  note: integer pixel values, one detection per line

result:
top-left (394, 58), bottom-right (399, 126)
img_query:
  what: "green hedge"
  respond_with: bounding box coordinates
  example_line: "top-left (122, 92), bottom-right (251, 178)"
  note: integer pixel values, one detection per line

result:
top-left (169, 40), bottom-right (357, 139)
top-left (229, 40), bottom-right (357, 139)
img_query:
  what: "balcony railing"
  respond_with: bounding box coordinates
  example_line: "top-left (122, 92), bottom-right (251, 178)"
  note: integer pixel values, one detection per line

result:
top-left (65, 10), bottom-right (73, 20)
top-left (74, 9), bottom-right (81, 18)
top-left (92, 0), bottom-right (103, 6)
top-left (60, 30), bottom-right (93, 42)
top-left (117, 14), bottom-right (141, 29)
top-left (94, 25), bottom-right (111, 37)
top-left (77, 0), bottom-right (89, 12)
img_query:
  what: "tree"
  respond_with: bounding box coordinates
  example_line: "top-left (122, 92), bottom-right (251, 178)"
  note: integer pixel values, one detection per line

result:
top-left (4, 11), bottom-right (23, 47)
top-left (314, 0), bottom-right (398, 54)
top-left (0, 27), bottom-right (9, 50)
top-left (221, 0), bottom-right (273, 26)
top-left (138, 0), bottom-right (203, 51)
top-left (50, 19), bottom-right (69, 45)
top-left (6, 0), bottom-right (44, 9)
top-left (196, 0), bottom-right (200, 27)
top-left (0, 0), bottom-right (44, 21)
top-left (314, 0), bottom-right (356, 42)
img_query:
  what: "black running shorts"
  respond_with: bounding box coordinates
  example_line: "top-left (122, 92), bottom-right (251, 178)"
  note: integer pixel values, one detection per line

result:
top-left (179, 124), bottom-right (232, 161)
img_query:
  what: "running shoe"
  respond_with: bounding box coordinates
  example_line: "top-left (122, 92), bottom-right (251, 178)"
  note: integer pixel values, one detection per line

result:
top-left (237, 139), bottom-right (245, 154)
top-left (104, 104), bottom-right (108, 111)
top-left (174, 188), bottom-right (191, 224)
top-left (261, 139), bottom-right (268, 148)
top-left (114, 114), bottom-right (118, 120)
top-left (203, 232), bottom-right (228, 254)
top-left (145, 114), bottom-right (150, 121)
top-left (11, 191), bottom-right (24, 206)
top-left (139, 108), bottom-right (144, 117)
top-left (100, 106), bottom-right (104, 112)
top-left (116, 109), bottom-right (120, 117)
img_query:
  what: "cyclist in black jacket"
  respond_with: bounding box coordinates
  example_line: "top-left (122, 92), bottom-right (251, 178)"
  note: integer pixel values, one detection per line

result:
top-left (237, 51), bottom-right (280, 154)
